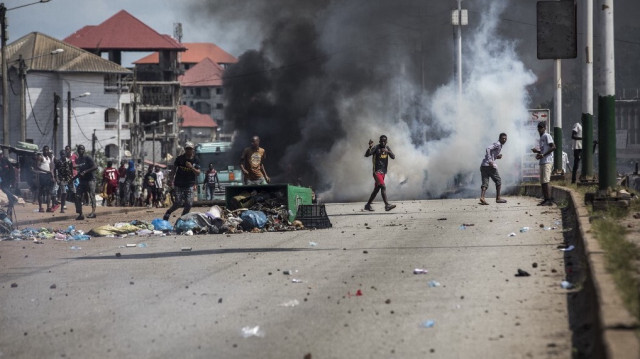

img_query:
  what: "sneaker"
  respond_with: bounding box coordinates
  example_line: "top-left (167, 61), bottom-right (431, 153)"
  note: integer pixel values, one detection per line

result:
top-left (51, 204), bottom-right (60, 212)
top-left (385, 204), bottom-right (396, 211)
top-left (46, 208), bottom-right (54, 213)
top-left (87, 213), bottom-right (96, 218)
top-left (364, 204), bottom-right (374, 212)
top-left (75, 214), bottom-right (85, 220)
top-left (163, 213), bottom-right (170, 221)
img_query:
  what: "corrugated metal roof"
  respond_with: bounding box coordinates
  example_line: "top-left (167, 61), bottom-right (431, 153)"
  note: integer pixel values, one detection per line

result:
top-left (64, 10), bottom-right (186, 51)
top-left (5, 32), bottom-right (131, 74)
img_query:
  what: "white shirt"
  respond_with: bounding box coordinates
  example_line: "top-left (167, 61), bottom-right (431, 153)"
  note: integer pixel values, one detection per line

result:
top-left (538, 132), bottom-right (555, 165)
top-left (155, 170), bottom-right (164, 188)
top-left (562, 152), bottom-right (569, 172)
top-left (481, 141), bottom-right (502, 168)
top-left (572, 122), bottom-right (583, 150)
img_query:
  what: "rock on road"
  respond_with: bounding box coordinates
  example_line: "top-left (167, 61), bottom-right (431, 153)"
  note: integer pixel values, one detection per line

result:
top-left (0, 196), bottom-right (571, 358)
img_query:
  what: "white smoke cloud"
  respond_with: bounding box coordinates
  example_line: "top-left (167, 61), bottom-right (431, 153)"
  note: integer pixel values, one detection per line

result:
top-left (318, 0), bottom-right (537, 202)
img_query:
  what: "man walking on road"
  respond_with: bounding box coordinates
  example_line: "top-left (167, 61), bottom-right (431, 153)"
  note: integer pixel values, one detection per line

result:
top-left (163, 142), bottom-right (200, 221)
top-left (364, 135), bottom-right (396, 212)
top-left (571, 122), bottom-right (582, 184)
top-left (240, 136), bottom-right (270, 185)
top-left (479, 133), bottom-right (508, 205)
top-left (74, 145), bottom-right (98, 219)
top-left (531, 121), bottom-right (556, 206)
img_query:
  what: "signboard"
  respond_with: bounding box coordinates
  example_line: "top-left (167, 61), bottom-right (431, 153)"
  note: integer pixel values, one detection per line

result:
top-left (522, 109), bottom-right (551, 181)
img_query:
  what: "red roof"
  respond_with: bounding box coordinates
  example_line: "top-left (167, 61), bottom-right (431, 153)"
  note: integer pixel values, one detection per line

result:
top-left (178, 105), bottom-right (218, 128)
top-left (134, 42), bottom-right (236, 65)
top-left (64, 10), bottom-right (186, 51)
top-left (178, 58), bottom-right (224, 87)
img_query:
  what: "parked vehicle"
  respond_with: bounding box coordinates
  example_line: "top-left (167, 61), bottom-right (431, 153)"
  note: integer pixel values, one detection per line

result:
top-left (194, 142), bottom-right (243, 201)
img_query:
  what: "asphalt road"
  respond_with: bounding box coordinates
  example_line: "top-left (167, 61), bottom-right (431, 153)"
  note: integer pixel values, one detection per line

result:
top-left (0, 196), bottom-right (573, 358)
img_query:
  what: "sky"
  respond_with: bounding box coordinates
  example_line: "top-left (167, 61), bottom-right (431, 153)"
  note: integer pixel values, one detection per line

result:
top-left (7, 0), bottom-right (640, 200)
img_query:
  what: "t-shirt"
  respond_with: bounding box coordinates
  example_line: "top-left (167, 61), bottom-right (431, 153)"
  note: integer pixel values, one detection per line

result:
top-left (206, 169), bottom-right (218, 185)
top-left (240, 147), bottom-right (266, 181)
top-left (144, 172), bottom-right (157, 188)
top-left (75, 155), bottom-right (96, 182)
top-left (572, 122), bottom-right (583, 150)
top-left (103, 167), bottom-right (119, 186)
top-left (366, 144), bottom-right (394, 174)
top-left (173, 154), bottom-right (199, 187)
top-left (481, 141), bottom-right (502, 168)
top-left (155, 170), bottom-right (164, 188)
top-left (538, 132), bottom-right (555, 165)
top-left (55, 158), bottom-right (73, 182)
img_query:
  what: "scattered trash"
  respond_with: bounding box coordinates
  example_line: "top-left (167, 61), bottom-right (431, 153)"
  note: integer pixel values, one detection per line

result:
top-left (515, 269), bottom-right (530, 277)
top-left (561, 281), bottom-right (574, 289)
top-left (241, 325), bottom-right (265, 338)
top-left (291, 278), bottom-right (303, 283)
top-left (151, 218), bottom-right (174, 232)
top-left (508, 232), bottom-right (517, 237)
top-left (437, 218), bottom-right (447, 221)
top-left (519, 227), bottom-right (529, 233)
top-left (137, 243), bottom-right (148, 248)
top-left (559, 245), bottom-right (575, 252)
top-left (70, 246), bottom-right (81, 250)
top-left (181, 247), bottom-right (192, 252)
top-left (420, 320), bottom-right (435, 328)
top-left (413, 268), bottom-right (428, 274)
top-left (308, 241), bottom-right (318, 247)
top-left (462, 223), bottom-right (474, 227)
top-left (280, 299), bottom-right (300, 307)
top-left (428, 280), bottom-right (441, 288)
top-left (126, 243), bottom-right (136, 247)
top-left (459, 225), bottom-right (467, 230)
top-left (283, 270), bottom-right (297, 275)
top-left (184, 230), bottom-right (194, 236)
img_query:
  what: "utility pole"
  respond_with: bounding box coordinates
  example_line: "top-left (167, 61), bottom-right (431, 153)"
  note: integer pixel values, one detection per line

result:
top-left (456, 0), bottom-right (462, 98)
top-left (598, 0), bottom-right (616, 190)
top-left (18, 54), bottom-right (26, 142)
top-left (581, 0), bottom-right (594, 180)
top-left (92, 129), bottom-right (96, 159)
top-left (553, 59), bottom-right (563, 174)
top-left (53, 93), bottom-right (60, 154)
top-left (67, 90), bottom-right (71, 148)
top-left (1, 3), bottom-right (8, 147)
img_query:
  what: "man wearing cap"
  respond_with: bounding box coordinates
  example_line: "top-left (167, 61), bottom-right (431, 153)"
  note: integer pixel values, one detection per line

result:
top-left (163, 142), bottom-right (201, 221)
top-left (531, 121), bottom-right (556, 206)
top-left (74, 145), bottom-right (98, 219)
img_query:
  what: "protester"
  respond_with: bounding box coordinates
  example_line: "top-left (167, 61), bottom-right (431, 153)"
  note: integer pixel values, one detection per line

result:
top-left (479, 133), bottom-right (508, 205)
top-left (364, 135), bottom-right (396, 211)
top-left (124, 160), bottom-right (136, 206)
top-left (163, 142), bottom-right (200, 220)
top-left (143, 165), bottom-right (157, 208)
top-left (571, 121), bottom-right (583, 184)
top-left (74, 145), bottom-right (98, 219)
top-left (117, 160), bottom-right (127, 206)
top-left (531, 121), bottom-right (556, 206)
top-left (101, 161), bottom-right (119, 206)
top-left (0, 151), bottom-right (18, 216)
top-left (54, 150), bottom-right (74, 213)
top-left (34, 147), bottom-right (55, 213)
top-left (154, 166), bottom-right (164, 207)
top-left (240, 136), bottom-right (270, 185)
top-left (203, 163), bottom-right (220, 200)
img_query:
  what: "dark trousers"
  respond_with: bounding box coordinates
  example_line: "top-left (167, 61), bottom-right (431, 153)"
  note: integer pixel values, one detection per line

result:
top-left (572, 149), bottom-right (582, 183)
top-left (75, 180), bottom-right (96, 214)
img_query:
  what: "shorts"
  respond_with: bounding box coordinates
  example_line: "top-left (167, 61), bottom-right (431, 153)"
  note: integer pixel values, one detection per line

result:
top-left (373, 172), bottom-right (385, 187)
top-left (540, 163), bottom-right (552, 184)
top-left (480, 166), bottom-right (501, 189)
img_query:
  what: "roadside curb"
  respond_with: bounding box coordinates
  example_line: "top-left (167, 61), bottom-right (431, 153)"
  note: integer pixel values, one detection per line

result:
top-left (522, 184), bottom-right (640, 358)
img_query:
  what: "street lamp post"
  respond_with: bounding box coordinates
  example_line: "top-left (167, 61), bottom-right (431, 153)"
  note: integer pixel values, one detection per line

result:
top-left (1, 0), bottom-right (53, 147)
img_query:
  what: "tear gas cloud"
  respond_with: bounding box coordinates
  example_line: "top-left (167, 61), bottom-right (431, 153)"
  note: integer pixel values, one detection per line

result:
top-left (188, 0), bottom-right (538, 202)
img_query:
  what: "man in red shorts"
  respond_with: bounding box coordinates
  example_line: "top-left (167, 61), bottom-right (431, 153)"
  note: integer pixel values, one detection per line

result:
top-left (364, 135), bottom-right (396, 212)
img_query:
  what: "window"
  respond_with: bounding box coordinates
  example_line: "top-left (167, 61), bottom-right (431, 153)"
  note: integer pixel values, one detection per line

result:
top-left (216, 103), bottom-right (224, 109)
top-left (216, 88), bottom-right (223, 95)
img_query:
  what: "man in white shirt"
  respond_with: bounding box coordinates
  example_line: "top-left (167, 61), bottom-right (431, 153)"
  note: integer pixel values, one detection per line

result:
top-left (479, 133), bottom-right (508, 205)
top-left (571, 122), bottom-right (582, 183)
top-left (531, 121), bottom-right (556, 206)
top-left (154, 166), bottom-right (164, 207)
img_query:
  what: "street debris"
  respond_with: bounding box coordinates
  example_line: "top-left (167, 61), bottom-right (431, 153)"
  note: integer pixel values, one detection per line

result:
top-left (413, 268), bottom-right (428, 274)
top-left (561, 281), bottom-right (574, 289)
top-left (519, 227), bottom-right (529, 233)
top-left (420, 320), bottom-right (435, 328)
top-left (280, 299), bottom-right (300, 307)
top-left (241, 325), bottom-right (265, 338)
top-left (428, 280), bottom-right (441, 288)
top-left (559, 245), bottom-right (575, 252)
top-left (508, 232), bottom-right (516, 237)
top-left (515, 269), bottom-right (530, 277)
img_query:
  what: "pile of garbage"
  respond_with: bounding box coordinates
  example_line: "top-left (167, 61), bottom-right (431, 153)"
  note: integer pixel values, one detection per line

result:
top-left (3, 225), bottom-right (91, 241)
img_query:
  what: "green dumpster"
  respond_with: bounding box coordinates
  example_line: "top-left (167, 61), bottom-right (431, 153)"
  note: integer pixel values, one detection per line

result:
top-left (225, 184), bottom-right (313, 222)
